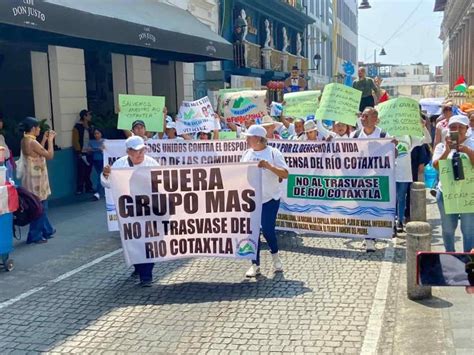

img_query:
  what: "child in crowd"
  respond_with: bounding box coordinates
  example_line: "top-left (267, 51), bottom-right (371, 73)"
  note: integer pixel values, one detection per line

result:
top-left (88, 128), bottom-right (105, 201)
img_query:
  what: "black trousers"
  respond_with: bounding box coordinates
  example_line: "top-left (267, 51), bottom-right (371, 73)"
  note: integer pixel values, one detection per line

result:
top-left (359, 95), bottom-right (375, 112)
top-left (76, 154), bottom-right (93, 192)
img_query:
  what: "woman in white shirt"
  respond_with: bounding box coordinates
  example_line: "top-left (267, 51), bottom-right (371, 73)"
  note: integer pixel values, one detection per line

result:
top-left (433, 115), bottom-right (474, 252)
top-left (241, 125), bottom-right (289, 277)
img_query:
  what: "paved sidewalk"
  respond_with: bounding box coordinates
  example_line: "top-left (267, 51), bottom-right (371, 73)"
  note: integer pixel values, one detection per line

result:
top-left (388, 193), bottom-right (474, 355)
top-left (0, 192), bottom-right (471, 354)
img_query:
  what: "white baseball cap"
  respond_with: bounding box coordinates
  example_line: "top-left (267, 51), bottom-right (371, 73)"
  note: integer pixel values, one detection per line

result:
top-left (125, 136), bottom-right (146, 150)
top-left (448, 115), bottom-right (469, 128)
top-left (166, 121), bottom-right (176, 129)
top-left (241, 125), bottom-right (267, 138)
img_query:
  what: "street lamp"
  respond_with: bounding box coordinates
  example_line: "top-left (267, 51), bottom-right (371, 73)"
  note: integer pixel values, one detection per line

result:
top-left (359, 0), bottom-right (371, 9)
top-left (372, 48), bottom-right (387, 77)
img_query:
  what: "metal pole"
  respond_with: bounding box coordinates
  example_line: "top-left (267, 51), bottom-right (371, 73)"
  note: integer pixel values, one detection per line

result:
top-left (406, 222), bottom-right (432, 300)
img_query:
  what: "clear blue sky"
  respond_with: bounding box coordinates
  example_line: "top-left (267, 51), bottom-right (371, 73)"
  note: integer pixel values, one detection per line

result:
top-left (357, 0), bottom-right (444, 69)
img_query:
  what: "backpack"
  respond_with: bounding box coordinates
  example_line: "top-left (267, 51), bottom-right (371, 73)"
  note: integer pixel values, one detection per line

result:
top-left (13, 186), bottom-right (43, 226)
top-left (352, 129), bottom-right (387, 139)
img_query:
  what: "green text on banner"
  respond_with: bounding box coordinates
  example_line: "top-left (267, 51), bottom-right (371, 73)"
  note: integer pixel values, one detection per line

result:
top-left (315, 83), bottom-right (361, 126)
top-left (283, 90), bottom-right (320, 119)
top-left (439, 159), bottom-right (474, 214)
top-left (176, 96), bottom-right (216, 135)
top-left (118, 94), bottom-right (165, 132)
top-left (377, 97), bottom-right (423, 137)
top-left (109, 164), bottom-right (262, 264)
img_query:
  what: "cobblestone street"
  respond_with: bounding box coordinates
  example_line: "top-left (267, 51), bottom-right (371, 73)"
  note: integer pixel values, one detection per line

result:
top-left (0, 228), bottom-right (395, 354)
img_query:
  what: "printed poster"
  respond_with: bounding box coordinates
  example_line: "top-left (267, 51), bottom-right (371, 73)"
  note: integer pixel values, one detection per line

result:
top-left (222, 90), bottom-right (267, 125)
top-left (109, 164), bottom-right (262, 264)
top-left (176, 96), bottom-right (216, 135)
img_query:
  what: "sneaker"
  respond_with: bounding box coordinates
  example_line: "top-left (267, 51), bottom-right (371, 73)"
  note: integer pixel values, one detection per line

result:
top-left (365, 239), bottom-right (376, 252)
top-left (271, 253), bottom-right (283, 272)
top-left (139, 280), bottom-right (152, 287)
top-left (93, 193), bottom-right (100, 201)
top-left (429, 189), bottom-right (437, 198)
top-left (396, 222), bottom-right (404, 233)
top-left (245, 264), bottom-right (261, 278)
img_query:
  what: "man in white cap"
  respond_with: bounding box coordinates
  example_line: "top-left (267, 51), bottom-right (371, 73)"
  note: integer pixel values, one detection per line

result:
top-left (101, 136), bottom-right (159, 287)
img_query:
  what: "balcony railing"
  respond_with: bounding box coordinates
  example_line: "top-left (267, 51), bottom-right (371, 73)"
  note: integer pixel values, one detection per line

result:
top-left (233, 42), bottom-right (308, 74)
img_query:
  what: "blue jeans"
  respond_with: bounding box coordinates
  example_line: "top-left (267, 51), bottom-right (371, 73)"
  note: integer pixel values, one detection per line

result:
top-left (92, 159), bottom-right (104, 198)
top-left (396, 182), bottom-right (411, 223)
top-left (253, 199), bottom-right (280, 266)
top-left (27, 201), bottom-right (54, 243)
top-left (436, 190), bottom-right (474, 252)
top-left (134, 263), bottom-right (154, 282)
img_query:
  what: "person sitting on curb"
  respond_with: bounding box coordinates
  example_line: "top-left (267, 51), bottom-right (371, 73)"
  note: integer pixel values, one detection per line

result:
top-left (101, 136), bottom-right (159, 287)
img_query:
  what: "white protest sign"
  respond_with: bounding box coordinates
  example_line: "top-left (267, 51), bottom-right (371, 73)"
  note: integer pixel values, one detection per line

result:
top-left (176, 96), bottom-right (216, 135)
top-left (109, 164), bottom-right (262, 264)
top-left (103, 139), bottom-right (249, 231)
top-left (270, 139), bottom-right (396, 239)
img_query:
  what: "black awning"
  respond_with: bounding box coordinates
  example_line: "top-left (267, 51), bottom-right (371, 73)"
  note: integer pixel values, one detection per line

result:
top-left (0, 0), bottom-right (233, 62)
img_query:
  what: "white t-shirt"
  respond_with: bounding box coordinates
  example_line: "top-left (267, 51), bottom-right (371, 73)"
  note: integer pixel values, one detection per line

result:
top-left (275, 122), bottom-right (295, 139)
top-left (101, 155), bottom-right (159, 189)
top-left (395, 127), bottom-right (432, 182)
top-left (350, 126), bottom-right (391, 139)
top-left (433, 137), bottom-right (474, 191)
top-left (241, 146), bottom-right (289, 203)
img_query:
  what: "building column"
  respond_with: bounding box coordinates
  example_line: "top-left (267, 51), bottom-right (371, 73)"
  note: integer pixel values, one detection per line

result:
top-left (48, 45), bottom-right (87, 148)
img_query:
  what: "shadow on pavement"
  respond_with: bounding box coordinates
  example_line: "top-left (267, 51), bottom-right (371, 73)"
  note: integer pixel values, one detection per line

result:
top-left (411, 295), bottom-right (453, 309)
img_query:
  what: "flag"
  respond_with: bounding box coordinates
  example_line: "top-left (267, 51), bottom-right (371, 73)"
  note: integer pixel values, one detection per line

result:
top-left (453, 75), bottom-right (467, 92)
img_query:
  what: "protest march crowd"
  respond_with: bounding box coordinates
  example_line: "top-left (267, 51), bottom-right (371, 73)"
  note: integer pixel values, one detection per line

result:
top-left (1, 66), bottom-right (474, 287)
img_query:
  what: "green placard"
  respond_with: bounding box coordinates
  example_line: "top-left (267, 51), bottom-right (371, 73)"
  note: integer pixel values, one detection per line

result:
top-left (439, 159), bottom-right (474, 214)
top-left (118, 94), bottom-right (165, 132)
top-left (377, 97), bottom-right (423, 137)
top-left (283, 90), bottom-right (320, 119)
top-left (287, 174), bottom-right (390, 202)
top-left (315, 83), bottom-right (361, 126)
top-left (219, 131), bottom-right (237, 140)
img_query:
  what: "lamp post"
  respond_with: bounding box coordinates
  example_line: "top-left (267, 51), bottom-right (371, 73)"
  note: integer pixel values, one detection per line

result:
top-left (359, 0), bottom-right (371, 9)
top-left (373, 48), bottom-right (387, 77)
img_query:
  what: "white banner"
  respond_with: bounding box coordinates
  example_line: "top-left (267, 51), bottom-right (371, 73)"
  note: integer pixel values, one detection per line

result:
top-left (103, 139), bottom-right (248, 231)
top-left (176, 96), bottom-right (216, 135)
top-left (109, 164), bottom-right (262, 264)
top-left (104, 139), bottom-right (396, 239)
top-left (269, 139), bottom-right (396, 239)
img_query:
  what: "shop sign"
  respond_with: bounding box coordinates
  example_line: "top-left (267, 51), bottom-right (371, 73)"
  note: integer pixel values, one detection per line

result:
top-left (11, 0), bottom-right (46, 26)
top-left (138, 27), bottom-right (157, 46)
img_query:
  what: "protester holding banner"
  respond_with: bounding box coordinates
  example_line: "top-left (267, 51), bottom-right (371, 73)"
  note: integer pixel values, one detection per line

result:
top-left (101, 136), bottom-right (158, 286)
top-left (241, 125), bottom-right (289, 277)
top-left (19, 117), bottom-right (56, 244)
top-left (433, 115), bottom-right (474, 252)
top-left (350, 107), bottom-right (393, 251)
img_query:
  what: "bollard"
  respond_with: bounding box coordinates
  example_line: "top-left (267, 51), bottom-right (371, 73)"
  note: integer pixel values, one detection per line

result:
top-left (410, 182), bottom-right (427, 222)
top-left (406, 221), bottom-right (432, 300)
